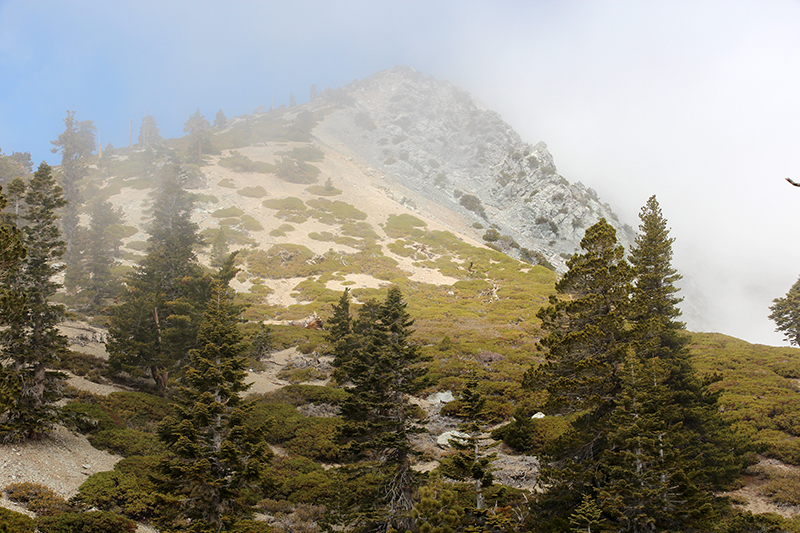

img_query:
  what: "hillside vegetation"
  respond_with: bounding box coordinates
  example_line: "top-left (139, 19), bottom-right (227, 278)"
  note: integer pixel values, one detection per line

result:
top-left (0, 69), bottom-right (799, 532)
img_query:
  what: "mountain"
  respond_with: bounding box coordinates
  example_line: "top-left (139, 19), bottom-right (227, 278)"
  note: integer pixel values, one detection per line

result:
top-left (307, 66), bottom-right (634, 272)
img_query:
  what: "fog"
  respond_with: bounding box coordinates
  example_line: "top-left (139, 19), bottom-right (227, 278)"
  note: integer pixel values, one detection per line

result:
top-left (1, 0), bottom-right (798, 346)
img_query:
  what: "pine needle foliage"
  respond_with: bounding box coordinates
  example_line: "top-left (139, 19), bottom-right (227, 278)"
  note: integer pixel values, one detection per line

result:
top-left (157, 282), bottom-right (272, 532)
top-left (0, 185), bottom-right (25, 421)
top-left (528, 206), bottom-right (744, 532)
top-left (337, 286), bottom-right (432, 532)
top-left (769, 275), bottom-right (800, 347)
top-left (107, 164), bottom-right (214, 393)
top-left (0, 163), bottom-right (69, 441)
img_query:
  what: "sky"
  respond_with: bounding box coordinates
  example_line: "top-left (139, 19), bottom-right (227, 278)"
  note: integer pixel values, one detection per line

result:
top-left (1, 0), bottom-right (799, 346)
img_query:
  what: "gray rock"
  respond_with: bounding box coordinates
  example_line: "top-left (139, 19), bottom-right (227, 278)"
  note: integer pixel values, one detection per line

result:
top-left (311, 66), bottom-right (634, 272)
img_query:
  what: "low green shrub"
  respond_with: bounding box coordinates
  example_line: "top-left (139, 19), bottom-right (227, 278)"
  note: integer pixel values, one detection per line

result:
top-left (238, 186), bottom-right (268, 198)
top-left (492, 413), bottom-right (570, 453)
top-left (0, 506), bottom-right (35, 532)
top-left (61, 402), bottom-right (122, 433)
top-left (36, 511), bottom-right (136, 533)
top-left (229, 520), bottom-right (275, 533)
top-left (54, 351), bottom-right (108, 379)
top-left (459, 193), bottom-right (486, 218)
top-left (213, 206), bottom-right (246, 218)
top-left (384, 213), bottom-right (427, 238)
top-left (241, 214), bottom-right (265, 232)
top-left (124, 240), bottom-right (149, 251)
top-left (89, 428), bottom-right (168, 456)
top-left (269, 224), bottom-right (295, 237)
top-left (73, 456), bottom-right (162, 520)
top-left (262, 197), bottom-right (306, 211)
top-left (306, 183), bottom-right (342, 196)
top-left (4, 482), bottom-right (73, 516)
top-left (268, 384), bottom-right (347, 407)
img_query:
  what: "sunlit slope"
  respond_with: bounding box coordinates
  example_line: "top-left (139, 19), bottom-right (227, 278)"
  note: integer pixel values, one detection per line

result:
top-left (84, 96), bottom-right (800, 470)
top-left (690, 332), bottom-right (800, 464)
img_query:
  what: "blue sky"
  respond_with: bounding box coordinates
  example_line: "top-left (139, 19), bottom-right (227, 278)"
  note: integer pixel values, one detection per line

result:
top-left (1, 0), bottom-right (800, 345)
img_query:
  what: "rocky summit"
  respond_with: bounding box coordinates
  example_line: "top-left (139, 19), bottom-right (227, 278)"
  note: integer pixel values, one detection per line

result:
top-left (309, 66), bottom-right (634, 271)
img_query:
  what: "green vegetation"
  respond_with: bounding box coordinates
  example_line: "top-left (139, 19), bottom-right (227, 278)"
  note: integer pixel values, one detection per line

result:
top-left (219, 151), bottom-right (275, 174)
top-left (157, 283), bottom-right (272, 532)
top-left (237, 185), bottom-right (268, 198)
top-left (270, 223), bottom-right (295, 237)
top-left (212, 205), bottom-right (246, 218)
top-left (690, 332), bottom-right (800, 463)
top-left (6, 118), bottom-right (800, 533)
top-left (459, 193), bottom-right (487, 218)
top-left (384, 213), bottom-right (427, 238)
top-left (769, 275), bottom-right (800, 347)
top-left (0, 163), bottom-right (69, 440)
top-left (306, 198), bottom-right (367, 222)
top-left (306, 178), bottom-right (342, 196)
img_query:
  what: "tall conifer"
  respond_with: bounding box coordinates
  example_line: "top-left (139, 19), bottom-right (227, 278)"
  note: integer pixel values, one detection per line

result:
top-left (0, 185), bottom-right (25, 421)
top-left (524, 219), bottom-right (633, 528)
top-left (0, 163), bottom-right (69, 440)
top-left (596, 195), bottom-right (744, 532)
top-left (157, 282), bottom-right (271, 531)
top-left (337, 286), bottom-right (430, 532)
top-left (107, 163), bottom-right (210, 393)
top-left (439, 374), bottom-right (496, 511)
top-left (50, 111), bottom-right (95, 292)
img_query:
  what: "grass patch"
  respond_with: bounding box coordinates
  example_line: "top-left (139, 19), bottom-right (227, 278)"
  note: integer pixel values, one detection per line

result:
top-left (306, 184), bottom-right (342, 196)
top-left (270, 224), bottom-right (295, 237)
top-left (384, 213), bottom-right (427, 238)
top-left (306, 198), bottom-right (367, 222)
top-left (237, 186), bottom-right (268, 198)
top-left (212, 206), bottom-right (246, 218)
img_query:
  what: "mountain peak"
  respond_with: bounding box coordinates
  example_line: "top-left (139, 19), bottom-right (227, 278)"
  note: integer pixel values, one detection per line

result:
top-left (311, 69), bottom-right (632, 271)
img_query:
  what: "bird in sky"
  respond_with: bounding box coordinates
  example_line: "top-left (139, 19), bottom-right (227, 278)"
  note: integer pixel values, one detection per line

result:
top-left (786, 177), bottom-right (800, 187)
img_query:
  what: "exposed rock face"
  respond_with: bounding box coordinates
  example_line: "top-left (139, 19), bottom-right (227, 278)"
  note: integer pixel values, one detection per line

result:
top-left (312, 66), bottom-right (634, 271)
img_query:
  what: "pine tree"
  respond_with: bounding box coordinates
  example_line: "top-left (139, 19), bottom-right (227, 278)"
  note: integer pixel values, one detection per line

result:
top-left (524, 219), bottom-right (633, 527)
top-left (337, 286), bottom-right (431, 532)
top-left (157, 282), bottom-right (272, 531)
top-left (628, 196), bottom-right (743, 494)
top-left (80, 199), bottom-right (123, 313)
top-left (591, 196), bottom-right (742, 531)
top-left (768, 275), bottom-right (800, 347)
top-left (138, 114), bottom-right (163, 148)
top-left (597, 354), bottom-right (714, 532)
top-left (408, 474), bottom-right (465, 533)
top-left (184, 109), bottom-right (211, 164)
top-left (0, 163), bottom-right (69, 440)
top-left (209, 228), bottom-right (229, 269)
top-left (568, 495), bottom-right (608, 533)
top-left (0, 185), bottom-right (26, 421)
top-left (328, 288), bottom-right (355, 382)
top-left (50, 111), bottom-right (95, 292)
top-left (628, 195), bottom-right (685, 358)
top-left (439, 374), bottom-right (496, 511)
top-left (526, 219), bottom-right (633, 415)
top-left (248, 322), bottom-right (273, 362)
top-left (213, 109), bottom-right (227, 129)
top-left (107, 164), bottom-right (210, 393)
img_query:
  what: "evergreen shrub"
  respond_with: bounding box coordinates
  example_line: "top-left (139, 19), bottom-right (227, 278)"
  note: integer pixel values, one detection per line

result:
top-left (73, 456), bottom-right (162, 520)
top-left (238, 186), bottom-right (268, 198)
top-left (4, 482), bottom-right (72, 516)
top-left (213, 206), bottom-right (246, 218)
top-left (0, 506), bottom-right (35, 532)
top-left (36, 511), bottom-right (136, 533)
top-left (90, 428), bottom-right (168, 456)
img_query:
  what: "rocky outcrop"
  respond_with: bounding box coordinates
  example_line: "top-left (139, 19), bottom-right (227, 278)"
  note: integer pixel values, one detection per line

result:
top-left (311, 66), bottom-right (633, 272)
